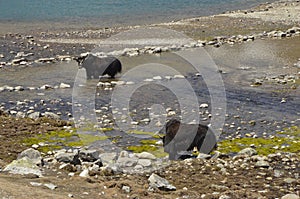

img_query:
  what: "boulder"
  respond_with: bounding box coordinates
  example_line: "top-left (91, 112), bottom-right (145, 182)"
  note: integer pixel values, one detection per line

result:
top-left (17, 148), bottom-right (43, 166)
top-left (99, 152), bottom-right (117, 166)
top-left (3, 157), bottom-right (42, 177)
top-left (148, 173), bottom-right (176, 191)
top-left (79, 149), bottom-right (100, 162)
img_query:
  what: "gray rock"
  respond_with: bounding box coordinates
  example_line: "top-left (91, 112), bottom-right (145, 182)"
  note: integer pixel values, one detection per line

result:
top-left (137, 159), bottom-right (152, 167)
top-left (54, 151), bottom-right (80, 165)
top-left (255, 160), bottom-right (270, 168)
top-left (99, 152), bottom-right (117, 166)
top-left (18, 148), bottom-right (43, 166)
top-left (117, 156), bottom-right (138, 167)
top-left (281, 194), bottom-right (299, 199)
top-left (118, 150), bottom-right (129, 158)
top-left (134, 165), bottom-right (144, 172)
top-left (3, 157), bottom-right (42, 177)
top-left (238, 148), bottom-right (257, 156)
top-left (44, 112), bottom-right (60, 120)
top-left (148, 173), bottom-right (176, 191)
top-left (135, 152), bottom-right (156, 160)
top-left (28, 112), bottom-right (41, 120)
top-left (79, 149), bottom-right (100, 162)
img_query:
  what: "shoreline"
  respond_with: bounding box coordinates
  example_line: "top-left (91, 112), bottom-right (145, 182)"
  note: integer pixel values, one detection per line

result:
top-left (0, 0), bottom-right (299, 68)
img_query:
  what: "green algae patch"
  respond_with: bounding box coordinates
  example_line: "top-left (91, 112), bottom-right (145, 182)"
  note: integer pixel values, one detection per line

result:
top-left (278, 126), bottom-right (300, 137)
top-left (127, 145), bottom-right (158, 153)
top-left (218, 126), bottom-right (300, 156)
top-left (23, 129), bottom-right (110, 153)
top-left (127, 139), bottom-right (167, 158)
top-left (140, 140), bottom-right (158, 145)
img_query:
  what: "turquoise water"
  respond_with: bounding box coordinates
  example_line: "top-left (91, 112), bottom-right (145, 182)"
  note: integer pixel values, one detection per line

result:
top-left (0, 0), bottom-right (274, 26)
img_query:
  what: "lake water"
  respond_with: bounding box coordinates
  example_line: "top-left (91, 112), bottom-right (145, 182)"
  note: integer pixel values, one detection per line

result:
top-left (0, 0), bottom-right (276, 26)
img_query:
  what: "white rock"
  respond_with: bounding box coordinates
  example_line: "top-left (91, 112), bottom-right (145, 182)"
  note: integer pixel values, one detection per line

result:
top-left (174, 74), bottom-right (185, 79)
top-left (153, 76), bottom-right (162, 80)
top-left (79, 169), bottom-right (90, 177)
top-left (148, 173), bottom-right (176, 191)
top-left (44, 183), bottom-right (57, 190)
top-left (200, 103), bottom-right (209, 108)
top-left (59, 83), bottom-right (71, 89)
top-left (30, 182), bottom-right (42, 187)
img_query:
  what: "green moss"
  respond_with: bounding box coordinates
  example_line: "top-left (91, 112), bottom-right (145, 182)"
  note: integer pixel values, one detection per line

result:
top-left (150, 147), bottom-right (169, 158)
top-left (127, 138), bottom-right (167, 158)
top-left (278, 126), bottom-right (300, 137)
top-left (23, 129), bottom-right (110, 153)
top-left (218, 126), bottom-right (300, 156)
top-left (140, 140), bottom-right (158, 145)
top-left (127, 145), bottom-right (158, 153)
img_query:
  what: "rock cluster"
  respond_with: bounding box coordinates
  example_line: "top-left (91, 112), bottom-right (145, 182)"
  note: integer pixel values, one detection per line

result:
top-left (2, 146), bottom-right (299, 198)
top-left (1, 27), bottom-right (299, 68)
top-left (0, 82), bottom-right (71, 93)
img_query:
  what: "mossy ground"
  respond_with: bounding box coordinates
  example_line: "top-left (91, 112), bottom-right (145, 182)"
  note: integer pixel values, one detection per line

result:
top-left (23, 129), bottom-right (110, 153)
top-left (22, 123), bottom-right (299, 158)
top-left (217, 126), bottom-right (300, 156)
top-left (125, 130), bottom-right (167, 157)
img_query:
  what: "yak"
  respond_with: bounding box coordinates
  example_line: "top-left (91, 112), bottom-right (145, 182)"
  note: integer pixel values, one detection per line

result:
top-left (161, 119), bottom-right (217, 160)
top-left (74, 54), bottom-right (122, 79)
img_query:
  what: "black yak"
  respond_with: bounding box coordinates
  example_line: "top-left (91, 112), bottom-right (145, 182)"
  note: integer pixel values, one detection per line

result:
top-left (74, 54), bottom-right (122, 79)
top-left (161, 119), bottom-right (217, 160)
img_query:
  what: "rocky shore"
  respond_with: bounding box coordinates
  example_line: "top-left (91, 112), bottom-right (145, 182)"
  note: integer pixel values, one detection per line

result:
top-left (0, 0), bottom-right (299, 198)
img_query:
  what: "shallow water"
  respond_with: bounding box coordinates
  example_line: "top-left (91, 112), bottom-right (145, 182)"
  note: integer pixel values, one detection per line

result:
top-left (0, 37), bottom-right (299, 145)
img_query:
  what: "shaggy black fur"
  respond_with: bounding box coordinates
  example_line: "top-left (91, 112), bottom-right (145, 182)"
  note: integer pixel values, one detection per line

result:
top-left (162, 119), bottom-right (217, 160)
top-left (74, 54), bottom-right (122, 79)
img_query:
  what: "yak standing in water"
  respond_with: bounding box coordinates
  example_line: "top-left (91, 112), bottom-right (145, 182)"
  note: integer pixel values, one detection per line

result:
top-left (162, 119), bottom-right (217, 160)
top-left (74, 54), bottom-right (122, 79)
